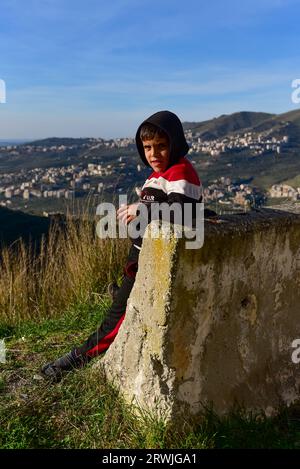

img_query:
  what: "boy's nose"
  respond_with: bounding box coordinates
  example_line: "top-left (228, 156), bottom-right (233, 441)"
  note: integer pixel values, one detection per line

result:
top-left (153, 147), bottom-right (160, 157)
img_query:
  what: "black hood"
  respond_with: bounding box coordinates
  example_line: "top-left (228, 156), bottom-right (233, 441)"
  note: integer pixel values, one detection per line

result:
top-left (135, 110), bottom-right (189, 168)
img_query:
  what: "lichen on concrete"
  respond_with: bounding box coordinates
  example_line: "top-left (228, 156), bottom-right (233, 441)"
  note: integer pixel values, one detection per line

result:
top-left (97, 209), bottom-right (300, 423)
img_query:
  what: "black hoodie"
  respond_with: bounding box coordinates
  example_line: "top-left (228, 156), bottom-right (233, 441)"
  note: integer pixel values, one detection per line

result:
top-left (129, 110), bottom-right (205, 247)
top-left (135, 110), bottom-right (189, 168)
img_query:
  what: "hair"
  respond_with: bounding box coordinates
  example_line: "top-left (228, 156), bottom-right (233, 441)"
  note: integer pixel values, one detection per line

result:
top-left (139, 122), bottom-right (169, 142)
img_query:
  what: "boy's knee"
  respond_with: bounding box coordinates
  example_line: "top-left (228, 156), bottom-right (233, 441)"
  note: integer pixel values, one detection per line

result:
top-left (124, 260), bottom-right (138, 278)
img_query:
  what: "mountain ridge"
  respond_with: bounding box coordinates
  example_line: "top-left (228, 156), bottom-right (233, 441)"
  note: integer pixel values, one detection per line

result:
top-left (11, 108), bottom-right (299, 147)
top-left (183, 109), bottom-right (300, 143)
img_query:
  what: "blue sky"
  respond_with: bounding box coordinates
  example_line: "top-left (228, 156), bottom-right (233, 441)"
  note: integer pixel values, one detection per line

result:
top-left (0, 0), bottom-right (299, 139)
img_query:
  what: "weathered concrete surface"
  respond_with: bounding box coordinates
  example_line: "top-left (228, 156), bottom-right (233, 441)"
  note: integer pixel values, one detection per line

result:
top-left (98, 209), bottom-right (300, 422)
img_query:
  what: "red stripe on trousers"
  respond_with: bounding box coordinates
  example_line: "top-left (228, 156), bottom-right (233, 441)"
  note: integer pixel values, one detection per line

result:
top-left (86, 313), bottom-right (125, 358)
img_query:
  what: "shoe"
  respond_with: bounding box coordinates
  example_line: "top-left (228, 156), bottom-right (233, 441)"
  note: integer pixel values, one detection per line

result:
top-left (107, 282), bottom-right (120, 301)
top-left (40, 350), bottom-right (88, 382)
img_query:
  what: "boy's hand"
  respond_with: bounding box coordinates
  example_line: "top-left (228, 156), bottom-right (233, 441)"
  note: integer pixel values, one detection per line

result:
top-left (117, 203), bottom-right (139, 225)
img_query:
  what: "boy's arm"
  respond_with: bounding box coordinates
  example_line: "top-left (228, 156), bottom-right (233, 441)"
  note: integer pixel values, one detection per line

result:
top-left (117, 203), bottom-right (140, 225)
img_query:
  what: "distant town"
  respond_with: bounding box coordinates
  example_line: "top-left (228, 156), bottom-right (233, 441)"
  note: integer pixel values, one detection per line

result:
top-left (188, 127), bottom-right (289, 157)
top-left (0, 125), bottom-right (299, 216)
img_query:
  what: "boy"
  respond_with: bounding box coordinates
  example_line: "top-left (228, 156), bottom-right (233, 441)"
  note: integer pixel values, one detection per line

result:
top-left (41, 110), bottom-right (203, 381)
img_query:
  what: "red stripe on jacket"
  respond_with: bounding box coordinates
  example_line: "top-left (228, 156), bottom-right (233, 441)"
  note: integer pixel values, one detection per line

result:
top-left (148, 157), bottom-right (200, 186)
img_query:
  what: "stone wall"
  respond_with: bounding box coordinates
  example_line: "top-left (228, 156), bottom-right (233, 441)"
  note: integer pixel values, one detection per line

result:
top-left (98, 209), bottom-right (300, 422)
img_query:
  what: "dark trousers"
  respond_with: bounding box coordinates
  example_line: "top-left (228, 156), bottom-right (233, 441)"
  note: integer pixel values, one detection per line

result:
top-left (73, 244), bottom-right (140, 359)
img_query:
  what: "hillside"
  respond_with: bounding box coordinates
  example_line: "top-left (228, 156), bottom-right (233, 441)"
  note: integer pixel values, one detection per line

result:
top-left (0, 206), bottom-right (51, 247)
top-left (252, 109), bottom-right (300, 145)
top-left (1, 108), bottom-right (300, 218)
top-left (25, 137), bottom-right (101, 147)
top-left (183, 111), bottom-right (275, 139)
top-left (183, 109), bottom-right (300, 145)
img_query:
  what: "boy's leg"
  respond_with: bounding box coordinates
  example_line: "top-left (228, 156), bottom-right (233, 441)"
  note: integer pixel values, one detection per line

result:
top-left (40, 244), bottom-right (140, 380)
top-left (77, 243), bottom-right (140, 358)
top-left (74, 273), bottom-right (136, 358)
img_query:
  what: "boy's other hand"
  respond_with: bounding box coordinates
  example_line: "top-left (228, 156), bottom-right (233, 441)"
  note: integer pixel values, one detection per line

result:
top-left (117, 203), bottom-right (139, 225)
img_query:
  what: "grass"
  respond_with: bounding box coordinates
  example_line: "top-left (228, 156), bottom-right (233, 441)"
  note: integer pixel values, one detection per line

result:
top-left (282, 173), bottom-right (300, 189)
top-left (1, 298), bottom-right (300, 449)
top-left (1, 202), bottom-right (300, 448)
top-left (0, 201), bottom-right (130, 326)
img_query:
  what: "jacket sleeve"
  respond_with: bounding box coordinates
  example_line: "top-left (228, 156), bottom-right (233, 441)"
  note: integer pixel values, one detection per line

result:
top-left (151, 190), bottom-right (202, 225)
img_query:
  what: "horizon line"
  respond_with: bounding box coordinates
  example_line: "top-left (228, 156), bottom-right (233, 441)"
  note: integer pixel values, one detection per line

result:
top-left (1, 106), bottom-right (299, 142)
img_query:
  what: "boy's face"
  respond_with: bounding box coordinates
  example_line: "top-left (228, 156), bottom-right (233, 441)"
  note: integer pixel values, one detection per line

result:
top-left (142, 134), bottom-right (170, 173)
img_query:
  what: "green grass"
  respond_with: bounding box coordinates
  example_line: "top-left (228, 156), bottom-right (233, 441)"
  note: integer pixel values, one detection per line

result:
top-left (1, 298), bottom-right (300, 449)
top-left (282, 174), bottom-right (300, 189)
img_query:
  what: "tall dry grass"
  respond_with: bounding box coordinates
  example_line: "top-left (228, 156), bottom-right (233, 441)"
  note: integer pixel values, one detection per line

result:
top-left (0, 204), bottom-right (130, 326)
